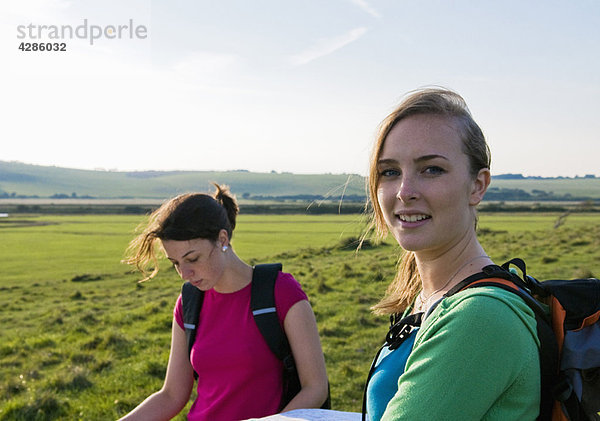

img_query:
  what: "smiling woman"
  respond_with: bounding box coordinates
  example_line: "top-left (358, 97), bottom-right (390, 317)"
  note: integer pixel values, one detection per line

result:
top-left (375, 114), bottom-right (486, 262)
top-left (120, 184), bottom-right (328, 421)
top-left (362, 88), bottom-right (541, 421)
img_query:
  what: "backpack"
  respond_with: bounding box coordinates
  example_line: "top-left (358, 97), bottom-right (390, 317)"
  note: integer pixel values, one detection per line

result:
top-left (362, 258), bottom-right (600, 421)
top-left (181, 263), bottom-right (331, 411)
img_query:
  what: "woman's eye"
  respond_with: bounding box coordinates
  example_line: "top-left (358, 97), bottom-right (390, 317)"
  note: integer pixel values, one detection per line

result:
top-left (187, 257), bottom-right (199, 263)
top-left (380, 168), bottom-right (400, 177)
top-left (424, 166), bottom-right (445, 175)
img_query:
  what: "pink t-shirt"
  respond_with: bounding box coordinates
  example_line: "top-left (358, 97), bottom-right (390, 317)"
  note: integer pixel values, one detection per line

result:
top-left (174, 271), bottom-right (308, 421)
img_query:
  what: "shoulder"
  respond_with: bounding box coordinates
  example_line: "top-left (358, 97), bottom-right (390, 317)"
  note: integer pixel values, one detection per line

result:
top-left (436, 285), bottom-right (536, 321)
top-left (387, 286), bottom-right (541, 420)
top-left (274, 271), bottom-right (306, 296)
top-left (420, 286), bottom-right (539, 346)
top-left (173, 293), bottom-right (184, 329)
top-left (274, 271), bottom-right (308, 321)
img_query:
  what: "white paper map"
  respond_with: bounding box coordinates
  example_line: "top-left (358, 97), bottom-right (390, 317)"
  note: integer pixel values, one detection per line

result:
top-left (244, 408), bottom-right (362, 421)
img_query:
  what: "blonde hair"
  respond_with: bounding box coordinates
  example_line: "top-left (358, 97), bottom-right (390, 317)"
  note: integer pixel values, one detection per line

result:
top-left (124, 184), bottom-right (238, 281)
top-left (368, 88), bottom-right (491, 315)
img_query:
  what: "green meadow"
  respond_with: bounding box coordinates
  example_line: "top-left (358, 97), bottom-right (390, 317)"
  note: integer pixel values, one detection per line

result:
top-left (0, 212), bottom-right (599, 420)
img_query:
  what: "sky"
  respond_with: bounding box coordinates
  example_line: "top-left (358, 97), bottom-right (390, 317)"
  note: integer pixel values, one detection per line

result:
top-left (1, 0), bottom-right (599, 177)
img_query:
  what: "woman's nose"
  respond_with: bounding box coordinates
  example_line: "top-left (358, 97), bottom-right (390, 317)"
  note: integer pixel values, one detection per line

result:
top-left (396, 177), bottom-right (419, 202)
top-left (180, 266), bottom-right (194, 280)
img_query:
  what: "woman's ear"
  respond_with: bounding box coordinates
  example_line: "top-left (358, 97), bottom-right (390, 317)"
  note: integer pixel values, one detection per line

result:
top-left (218, 229), bottom-right (230, 248)
top-left (469, 168), bottom-right (491, 206)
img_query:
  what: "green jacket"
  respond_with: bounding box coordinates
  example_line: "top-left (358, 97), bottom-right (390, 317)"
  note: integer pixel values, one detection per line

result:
top-left (382, 287), bottom-right (540, 421)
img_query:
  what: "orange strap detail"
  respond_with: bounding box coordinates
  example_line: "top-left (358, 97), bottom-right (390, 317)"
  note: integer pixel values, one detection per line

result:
top-left (575, 309), bottom-right (600, 331)
top-left (461, 277), bottom-right (521, 292)
top-left (551, 297), bottom-right (566, 356)
top-left (551, 401), bottom-right (569, 421)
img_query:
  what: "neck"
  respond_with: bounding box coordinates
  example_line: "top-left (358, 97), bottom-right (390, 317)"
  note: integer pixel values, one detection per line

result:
top-left (415, 232), bottom-right (491, 299)
top-left (213, 252), bottom-right (253, 294)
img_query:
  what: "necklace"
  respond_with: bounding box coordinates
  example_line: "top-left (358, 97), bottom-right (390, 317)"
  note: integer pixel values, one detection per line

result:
top-left (416, 255), bottom-right (490, 311)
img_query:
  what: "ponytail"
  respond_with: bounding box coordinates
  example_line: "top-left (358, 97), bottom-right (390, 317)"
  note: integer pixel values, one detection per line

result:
top-left (212, 183), bottom-right (238, 235)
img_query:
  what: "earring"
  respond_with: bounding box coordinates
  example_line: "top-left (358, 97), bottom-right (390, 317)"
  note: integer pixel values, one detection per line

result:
top-left (221, 245), bottom-right (228, 252)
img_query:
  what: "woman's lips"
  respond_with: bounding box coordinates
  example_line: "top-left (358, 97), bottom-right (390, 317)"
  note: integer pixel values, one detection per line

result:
top-left (396, 213), bottom-right (431, 227)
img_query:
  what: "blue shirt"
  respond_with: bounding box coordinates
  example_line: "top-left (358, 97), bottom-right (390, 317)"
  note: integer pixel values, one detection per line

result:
top-left (366, 328), bottom-right (418, 421)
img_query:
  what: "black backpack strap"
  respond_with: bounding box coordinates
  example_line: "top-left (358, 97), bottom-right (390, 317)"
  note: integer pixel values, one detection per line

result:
top-left (251, 264), bottom-right (300, 408)
top-left (181, 281), bottom-right (204, 379)
top-left (361, 312), bottom-right (423, 421)
top-left (361, 343), bottom-right (387, 421)
top-left (251, 263), bottom-right (331, 410)
top-left (251, 263), bottom-right (288, 360)
top-left (447, 264), bottom-right (530, 298)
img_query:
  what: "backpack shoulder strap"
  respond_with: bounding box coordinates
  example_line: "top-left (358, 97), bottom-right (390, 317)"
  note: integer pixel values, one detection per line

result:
top-left (250, 263), bottom-right (288, 361)
top-left (421, 265), bottom-right (531, 321)
top-left (362, 312), bottom-right (423, 421)
top-left (445, 262), bottom-right (558, 421)
top-left (181, 281), bottom-right (204, 376)
top-left (251, 264), bottom-right (331, 410)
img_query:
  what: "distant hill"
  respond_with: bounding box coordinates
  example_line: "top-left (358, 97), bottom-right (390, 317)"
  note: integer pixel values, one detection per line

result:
top-left (0, 161), bottom-right (366, 200)
top-left (1, 161), bottom-right (599, 201)
top-left (493, 173), bottom-right (597, 180)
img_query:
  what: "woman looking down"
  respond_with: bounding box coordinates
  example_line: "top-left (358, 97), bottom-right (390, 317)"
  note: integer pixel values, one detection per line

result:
top-left (119, 184), bottom-right (328, 421)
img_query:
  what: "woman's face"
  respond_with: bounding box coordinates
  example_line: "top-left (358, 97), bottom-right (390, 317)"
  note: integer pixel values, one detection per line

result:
top-left (376, 114), bottom-right (488, 257)
top-left (161, 237), bottom-right (226, 291)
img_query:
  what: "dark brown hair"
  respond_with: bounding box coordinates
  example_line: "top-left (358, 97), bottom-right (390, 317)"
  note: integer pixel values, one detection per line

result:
top-left (124, 184), bottom-right (238, 281)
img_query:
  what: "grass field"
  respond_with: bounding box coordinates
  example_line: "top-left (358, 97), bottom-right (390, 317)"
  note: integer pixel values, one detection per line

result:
top-left (1, 212), bottom-right (599, 420)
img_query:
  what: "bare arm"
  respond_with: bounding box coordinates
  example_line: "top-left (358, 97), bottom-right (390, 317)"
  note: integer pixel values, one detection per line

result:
top-left (118, 319), bottom-right (194, 421)
top-left (280, 300), bottom-right (329, 412)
